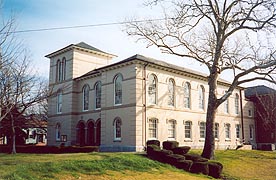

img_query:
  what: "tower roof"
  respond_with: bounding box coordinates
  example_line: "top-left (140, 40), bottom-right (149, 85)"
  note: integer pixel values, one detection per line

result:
top-left (45, 42), bottom-right (116, 58)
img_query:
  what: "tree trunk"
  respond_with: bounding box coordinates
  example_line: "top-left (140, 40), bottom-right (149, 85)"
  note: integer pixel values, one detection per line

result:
top-left (11, 114), bottom-right (16, 154)
top-left (202, 73), bottom-right (219, 159)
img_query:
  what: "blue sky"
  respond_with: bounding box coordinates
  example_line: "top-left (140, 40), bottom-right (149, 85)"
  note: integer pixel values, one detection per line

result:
top-left (2, 0), bottom-right (207, 78)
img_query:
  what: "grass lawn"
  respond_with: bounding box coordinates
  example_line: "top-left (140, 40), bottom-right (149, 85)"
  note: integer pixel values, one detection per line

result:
top-left (0, 150), bottom-right (275, 180)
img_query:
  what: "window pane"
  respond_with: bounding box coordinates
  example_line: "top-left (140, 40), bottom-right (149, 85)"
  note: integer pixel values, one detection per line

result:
top-left (236, 124), bottom-right (240, 139)
top-left (83, 85), bottom-right (89, 111)
top-left (235, 94), bottom-right (239, 114)
top-left (57, 91), bottom-right (62, 113)
top-left (199, 86), bottom-right (204, 110)
top-left (168, 79), bottom-right (175, 106)
top-left (215, 123), bottom-right (219, 139)
top-left (168, 120), bottom-right (176, 138)
top-left (149, 119), bottom-right (157, 138)
top-left (185, 121), bottom-right (192, 138)
top-left (200, 122), bottom-right (206, 139)
top-left (148, 75), bottom-right (157, 104)
top-left (225, 124), bottom-right (230, 139)
top-left (184, 82), bottom-right (191, 108)
top-left (115, 75), bottom-right (122, 104)
top-left (95, 82), bottom-right (101, 109)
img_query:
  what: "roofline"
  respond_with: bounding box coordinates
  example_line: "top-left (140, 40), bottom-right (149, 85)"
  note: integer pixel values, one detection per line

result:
top-left (76, 54), bottom-right (243, 88)
top-left (45, 44), bottom-right (117, 59)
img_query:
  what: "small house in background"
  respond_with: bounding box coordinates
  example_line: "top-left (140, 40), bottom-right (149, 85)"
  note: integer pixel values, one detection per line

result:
top-left (245, 85), bottom-right (276, 151)
top-left (23, 115), bottom-right (47, 145)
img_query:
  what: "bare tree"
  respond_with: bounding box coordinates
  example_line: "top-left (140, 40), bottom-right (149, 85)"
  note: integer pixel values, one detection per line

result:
top-left (126, 0), bottom-right (276, 159)
top-left (0, 7), bottom-right (48, 153)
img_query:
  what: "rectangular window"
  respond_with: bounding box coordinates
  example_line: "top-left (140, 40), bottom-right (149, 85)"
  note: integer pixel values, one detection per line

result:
top-left (249, 125), bottom-right (254, 140)
top-left (225, 124), bottom-right (231, 139)
top-left (248, 109), bottom-right (253, 117)
top-left (236, 124), bottom-right (241, 139)
top-left (184, 121), bottom-right (192, 139)
top-left (214, 123), bottom-right (219, 139)
top-left (149, 119), bottom-right (158, 139)
top-left (199, 122), bottom-right (206, 139)
top-left (168, 120), bottom-right (176, 139)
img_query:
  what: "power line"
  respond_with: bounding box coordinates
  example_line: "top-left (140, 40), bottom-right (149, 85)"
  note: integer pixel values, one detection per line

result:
top-left (2, 18), bottom-right (168, 34)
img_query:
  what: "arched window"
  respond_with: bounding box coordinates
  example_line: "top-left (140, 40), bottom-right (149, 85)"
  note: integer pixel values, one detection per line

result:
top-left (225, 123), bottom-right (231, 139)
top-left (57, 90), bottom-right (62, 114)
top-left (199, 122), bottom-right (206, 139)
top-left (55, 123), bottom-right (61, 141)
top-left (56, 60), bottom-right (62, 82)
top-left (235, 93), bottom-right (239, 114)
top-left (224, 91), bottom-right (229, 113)
top-left (114, 74), bottom-right (123, 105)
top-left (199, 85), bottom-right (205, 110)
top-left (82, 85), bottom-right (90, 111)
top-left (168, 78), bottom-right (175, 106)
top-left (184, 121), bottom-right (192, 139)
top-left (95, 81), bottom-right (101, 109)
top-left (148, 74), bottom-right (157, 104)
top-left (62, 57), bottom-right (66, 80)
top-left (168, 120), bottom-right (176, 139)
top-left (184, 82), bottom-right (191, 108)
top-left (149, 118), bottom-right (158, 139)
top-left (113, 118), bottom-right (122, 141)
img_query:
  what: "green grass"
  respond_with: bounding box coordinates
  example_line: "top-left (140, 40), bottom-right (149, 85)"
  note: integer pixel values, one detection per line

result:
top-left (0, 150), bottom-right (275, 180)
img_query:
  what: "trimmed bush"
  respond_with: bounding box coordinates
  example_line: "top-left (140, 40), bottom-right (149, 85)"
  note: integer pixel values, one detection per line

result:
top-left (183, 154), bottom-right (208, 162)
top-left (156, 149), bottom-right (173, 163)
top-left (162, 141), bottom-right (179, 150)
top-left (164, 154), bottom-right (185, 165)
top-left (176, 160), bottom-right (193, 171)
top-left (146, 140), bottom-right (160, 147)
top-left (190, 162), bottom-right (209, 175)
top-left (146, 144), bottom-right (161, 157)
top-left (208, 161), bottom-right (223, 178)
top-left (172, 146), bottom-right (191, 155)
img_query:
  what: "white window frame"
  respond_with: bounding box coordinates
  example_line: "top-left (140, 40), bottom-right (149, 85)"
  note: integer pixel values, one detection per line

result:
top-left (114, 118), bottom-right (122, 141)
top-left (55, 123), bottom-right (61, 141)
top-left (214, 123), bottom-right (219, 140)
top-left (184, 121), bottom-right (192, 140)
top-left (57, 90), bottom-right (62, 114)
top-left (184, 82), bottom-right (191, 109)
top-left (95, 81), bottom-right (101, 109)
top-left (82, 85), bottom-right (89, 111)
top-left (114, 74), bottom-right (123, 105)
top-left (148, 74), bottom-right (157, 105)
top-left (168, 120), bottom-right (176, 139)
top-left (235, 93), bottom-right (239, 114)
top-left (225, 123), bottom-right (231, 140)
top-left (199, 85), bottom-right (205, 110)
top-left (236, 124), bottom-right (241, 139)
top-left (224, 92), bottom-right (229, 114)
top-left (199, 122), bottom-right (206, 139)
top-left (168, 78), bottom-right (175, 106)
top-left (148, 118), bottom-right (158, 139)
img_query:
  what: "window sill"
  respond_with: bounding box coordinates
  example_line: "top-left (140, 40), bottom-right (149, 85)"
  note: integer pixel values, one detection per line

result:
top-left (114, 139), bottom-right (121, 142)
top-left (225, 138), bottom-right (231, 142)
top-left (184, 139), bottom-right (192, 142)
top-left (199, 139), bottom-right (205, 142)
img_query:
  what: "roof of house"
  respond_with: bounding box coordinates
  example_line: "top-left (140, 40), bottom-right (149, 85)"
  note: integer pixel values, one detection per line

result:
top-left (77, 54), bottom-right (234, 87)
top-left (245, 85), bottom-right (276, 98)
top-left (45, 42), bottom-right (116, 58)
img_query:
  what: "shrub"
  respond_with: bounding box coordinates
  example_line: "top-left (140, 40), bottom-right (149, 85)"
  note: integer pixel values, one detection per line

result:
top-left (146, 140), bottom-right (160, 147)
top-left (156, 149), bottom-right (173, 163)
top-left (146, 145), bottom-right (161, 157)
top-left (183, 154), bottom-right (208, 162)
top-left (175, 160), bottom-right (193, 171)
top-left (208, 161), bottom-right (223, 179)
top-left (172, 146), bottom-right (191, 155)
top-left (162, 141), bottom-right (179, 150)
top-left (164, 154), bottom-right (185, 166)
top-left (190, 162), bottom-right (209, 175)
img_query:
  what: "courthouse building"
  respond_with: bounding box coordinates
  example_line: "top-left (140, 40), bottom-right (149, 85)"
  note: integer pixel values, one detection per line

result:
top-left (46, 42), bottom-right (255, 151)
